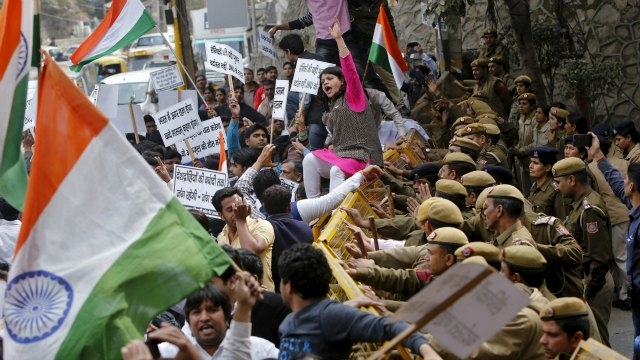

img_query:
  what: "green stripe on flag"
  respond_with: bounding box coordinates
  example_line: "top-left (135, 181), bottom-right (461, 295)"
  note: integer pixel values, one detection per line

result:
top-left (0, 77), bottom-right (29, 211)
top-left (31, 13), bottom-right (40, 67)
top-left (368, 42), bottom-right (392, 74)
top-left (56, 197), bottom-right (230, 359)
top-left (71, 10), bottom-right (156, 72)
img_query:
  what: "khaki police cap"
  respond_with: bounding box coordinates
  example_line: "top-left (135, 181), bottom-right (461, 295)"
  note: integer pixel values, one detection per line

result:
top-left (487, 184), bottom-right (525, 203)
top-left (501, 245), bottom-right (547, 270)
top-left (477, 117), bottom-right (499, 128)
top-left (450, 136), bottom-right (481, 153)
top-left (539, 297), bottom-right (588, 321)
top-left (488, 56), bottom-right (503, 65)
top-left (514, 75), bottom-right (532, 85)
top-left (517, 92), bottom-right (537, 101)
top-left (461, 123), bottom-right (486, 136)
top-left (552, 157), bottom-right (586, 178)
top-left (471, 58), bottom-right (489, 68)
top-left (461, 171), bottom-right (496, 188)
top-left (462, 256), bottom-right (490, 267)
top-left (427, 198), bottom-right (464, 227)
top-left (426, 227), bottom-right (469, 247)
top-left (482, 27), bottom-right (498, 37)
top-left (416, 197), bottom-right (439, 222)
top-left (483, 124), bottom-right (500, 136)
top-left (475, 187), bottom-right (493, 211)
top-left (455, 242), bottom-right (501, 262)
top-left (451, 116), bottom-right (475, 130)
top-left (550, 107), bottom-right (570, 121)
top-left (443, 152), bottom-right (476, 167)
top-left (435, 179), bottom-right (468, 197)
top-left (467, 98), bottom-right (495, 116)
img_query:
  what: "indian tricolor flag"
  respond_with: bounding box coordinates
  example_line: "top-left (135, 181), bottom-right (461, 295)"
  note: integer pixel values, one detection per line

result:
top-left (0, 0), bottom-right (33, 210)
top-left (4, 53), bottom-right (230, 359)
top-left (368, 4), bottom-right (408, 89)
top-left (70, 0), bottom-right (155, 71)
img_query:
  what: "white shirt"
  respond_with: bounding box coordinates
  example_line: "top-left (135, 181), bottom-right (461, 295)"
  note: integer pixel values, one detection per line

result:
top-left (158, 321), bottom-right (279, 360)
top-left (0, 219), bottom-right (20, 264)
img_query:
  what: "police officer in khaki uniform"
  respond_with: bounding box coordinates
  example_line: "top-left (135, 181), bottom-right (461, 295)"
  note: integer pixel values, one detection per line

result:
top-left (614, 120), bottom-right (640, 164)
top-left (547, 107), bottom-right (570, 159)
top-left (528, 146), bottom-right (566, 219)
top-left (448, 136), bottom-right (480, 162)
top-left (348, 227), bottom-right (468, 299)
top-left (455, 241), bottom-right (501, 269)
top-left (439, 152), bottom-right (477, 181)
top-left (488, 56), bottom-right (515, 92)
top-left (471, 58), bottom-right (512, 119)
top-left (484, 184), bottom-right (535, 248)
top-left (479, 27), bottom-right (510, 69)
top-left (539, 298), bottom-right (593, 360)
top-left (462, 186), bottom-right (496, 243)
top-left (479, 123), bottom-right (509, 168)
top-left (435, 179), bottom-right (474, 220)
top-left (512, 92), bottom-right (537, 195)
top-left (552, 157), bottom-right (614, 346)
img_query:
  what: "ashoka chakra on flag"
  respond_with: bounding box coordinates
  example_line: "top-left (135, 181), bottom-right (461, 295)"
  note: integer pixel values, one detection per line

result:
top-left (4, 270), bottom-right (74, 343)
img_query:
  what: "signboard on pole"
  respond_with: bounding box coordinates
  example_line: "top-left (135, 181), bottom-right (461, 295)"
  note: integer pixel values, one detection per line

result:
top-left (158, 90), bottom-right (198, 112)
top-left (204, 41), bottom-right (245, 84)
top-left (290, 58), bottom-right (334, 95)
top-left (272, 79), bottom-right (289, 121)
top-left (24, 88), bottom-right (37, 131)
top-left (175, 117), bottom-right (228, 162)
top-left (257, 29), bottom-right (279, 62)
top-left (173, 164), bottom-right (228, 218)
top-left (110, 104), bottom-right (145, 135)
top-left (150, 65), bottom-right (185, 92)
top-left (153, 99), bottom-right (204, 146)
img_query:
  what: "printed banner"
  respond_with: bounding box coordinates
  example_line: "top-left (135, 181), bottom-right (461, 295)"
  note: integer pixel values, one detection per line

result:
top-left (290, 58), bottom-right (334, 95)
top-left (173, 165), bottom-right (228, 218)
top-left (150, 64), bottom-right (185, 92)
top-left (153, 99), bottom-right (204, 146)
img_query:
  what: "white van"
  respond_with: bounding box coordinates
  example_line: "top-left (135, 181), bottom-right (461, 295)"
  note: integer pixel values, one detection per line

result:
top-left (100, 69), bottom-right (158, 114)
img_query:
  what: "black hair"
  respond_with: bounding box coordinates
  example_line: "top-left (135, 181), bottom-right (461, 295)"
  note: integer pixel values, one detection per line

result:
top-left (572, 169), bottom-right (590, 185)
top-left (485, 133), bottom-right (500, 145)
top-left (283, 159), bottom-right (303, 177)
top-left (242, 123), bottom-right (269, 147)
top-left (617, 125), bottom-right (640, 143)
top-left (237, 248), bottom-right (264, 280)
top-left (628, 163), bottom-right (640, 194)
top-left (230, 147), bottom-right (261, 169)
top-left (465, 185), bottom-right (491, 198)
top-left (551, 102), bottom-right (567, 110)
top-left (295, 183), bottom-right (307, 200)
top-left (447, 162), bottom-right (476, 179)
top-left (215, 88), bottom-right (227, 96)
top-left (265, 65), bottom-right (278, 73)
top-left (262, 79), bottom-right (276, 87)
top-left (283, 61), bottom-right (294, 69)
top-left (163, 147), bottom-right (182, 162)
top-left (253, 169), bottom-right (281, 201)
top-left (506, 265), bottom-right (546, 288)
top-left (491, 197), bottom-right (524, 218)
top-left (278, 34), bottom-right (305, 55)
top-left (0, 198), bottom-right (19, 221)
top-left (257, 67), bottom-right (266, 73)
top-left (317, 67), bottom-right (347, 109)
top-left (135, 140), bottom-right (165, 158)
top-left (142, 151), bottom-right (162, 166)
top-left (455, 147), bottom-right (479, 161)
top-left (143, 114), bottom-right (156, 124)
top-left (537, 105), bottom-right (550, 119)
top-left (263, 185), bottom-right (292, 214)
top-left (554, 317), bottom-right (591, 340)
top-left (566, 114), bottom-right (589, 134)
top-left (278, 244), bottom-right (332, 299)
top-left (189, 209), bottom-right (211, 234)
top-left (244, 68), bottom-right (254, 75)
top-left (211, 187), bottom-right (243, 213)
top-left (218, 245), bottom-right (242, 283)
top-left (519, 98), bottom-right (536, 107)
top-left (184, 284), bottom-right (232, 324)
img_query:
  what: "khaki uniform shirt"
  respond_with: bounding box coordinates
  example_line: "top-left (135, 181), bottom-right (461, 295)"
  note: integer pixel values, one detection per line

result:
top-left (493, 221), bottom-right (535, 249)
top-left (369, 245), bottom-right (427, 270)
top-left (462, 213), bottom-right (495, 243)
top-left (517, 111), bottom-right (536, 148)
top-left (374, 215), bottom-right (420, 241)
top-left (526, 213), bottom-right (584, 298)
top-left (218, 218), bottom-right (275, 291)
top-left (477, 144), bottom-right (508, 168)
top-left (473, 75), bottom-right (511, 119)
top-left (353, 265), bottom-right (433, 300)
top-left (626, 143), bottom-right (640, 164)
top-left (528, 177), bottom-right (566, 219)
top-left (565, 189), bottom-right (613, 299)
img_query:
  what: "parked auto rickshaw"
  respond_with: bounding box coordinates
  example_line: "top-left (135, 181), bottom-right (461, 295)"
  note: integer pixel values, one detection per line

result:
top-left (94, 56), bottom-right (128, 80)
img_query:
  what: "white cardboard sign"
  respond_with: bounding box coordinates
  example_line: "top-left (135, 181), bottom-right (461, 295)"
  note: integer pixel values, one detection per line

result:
top-left (257, 29), bottom-right (279, 62)
top-left (172, 165), bottom-right (228, 218)
top-left (290, 58), bottom-right (334, 95)
top-left (110, 104), bottom-right (145, 134)
top-left (23, 88), bottom-right (37, 131)
top-left (175, 117), bottom-right (227, 162)
top-left (153, 99), bottom-right (204, 146)
top-left (95, 83), bottom-right (119, 119)
top-left (272, 79), bottom-right (289, 122)
top-left (391, 263), bottom-right (529, 359)
top-left (204, 41), bottom-right (245, 84)
top-left (158, 90), bottom-right (198, 113)
top-left (150, 64), bottom-right (185, 92)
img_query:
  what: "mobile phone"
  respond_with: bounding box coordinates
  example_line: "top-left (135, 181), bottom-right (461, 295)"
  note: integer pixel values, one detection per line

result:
top-left (145, 340), bottom-right (161, 359)
top-left (572, 134), bottom-right (592, 148)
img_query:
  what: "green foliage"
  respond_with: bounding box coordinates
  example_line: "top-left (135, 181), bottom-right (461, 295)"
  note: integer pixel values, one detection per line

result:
top-left (558, 57), bottom-right (620, 99)
top-left (421, 0), bottom-right (475, 30)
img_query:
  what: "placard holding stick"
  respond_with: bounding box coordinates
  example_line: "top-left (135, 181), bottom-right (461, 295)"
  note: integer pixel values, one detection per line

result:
top-left (290, 58), bottom-right (335, 95)
top-left (173, 165), bottom-right (228, 218)
top-left (23, 87), bottom-right (37, 131)
top-left (153, 99), bottom-right (204, 146)
top-left (128, 97), bottom-right (140, 144)
top-left (368, 216), bottom-right (379, 251)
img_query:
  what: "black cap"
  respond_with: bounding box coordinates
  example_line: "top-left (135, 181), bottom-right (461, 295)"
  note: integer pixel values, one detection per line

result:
top-left (592, 123), bottom-right (612, 138)
top-left (530, 146), bottom-right (558, 166)
top-left (410, 163), bottom-right (441, 180)
top-left (613, 120), bottom-right (637, 135)
top-left (482, 165), bottom-right (513, 185)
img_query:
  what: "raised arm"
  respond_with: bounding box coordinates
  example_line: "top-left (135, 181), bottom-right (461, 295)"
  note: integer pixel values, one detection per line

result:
top-left (330, 17), bottom-right (366, 113)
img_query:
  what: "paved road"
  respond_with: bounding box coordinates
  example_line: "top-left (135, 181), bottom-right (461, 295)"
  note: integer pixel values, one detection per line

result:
top-left (610, 307), bottom-right (634, 358)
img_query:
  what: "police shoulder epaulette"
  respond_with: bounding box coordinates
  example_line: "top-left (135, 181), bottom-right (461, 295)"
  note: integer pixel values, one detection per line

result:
top-left (534, 216), bottom-right (558, 225)
top-left (486, 152), bottom-right (501, 164)
top-left (582, 197), bottom-right (592, 209)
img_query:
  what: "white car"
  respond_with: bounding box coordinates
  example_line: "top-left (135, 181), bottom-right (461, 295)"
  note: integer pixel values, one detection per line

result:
top-left (128, 33), bottom-right (175, 71)
top-left (100, 69), bottom-right (158, 114)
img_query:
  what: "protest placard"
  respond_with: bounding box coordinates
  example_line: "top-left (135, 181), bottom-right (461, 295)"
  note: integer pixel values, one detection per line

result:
top-left (204, 41), bottom-right (245, 83)
top-left (258, 29), bottom-right (279, 62)
top-left (158, 90), bottom-right (198, 112)
top-left (23, 88), bottom-right (37, 131)
top-left (280, 177), bottom-right (299, 202)
top-left (272, 79), bottom-right (289, 122)
top-left (150, 64), bottom-right (185, 92)
top-left (175, 117), bottom-right (227, 162)
top-left (110, 104), bottom-right (145, 135)
top-left (386, 263), bottom-right (529, 360)
top-left (89, 84), bottom-right (98, 104)
top-left (153, 99), bottom-right (204, 146)
top-left (95, 83), bottom-right (119, 119)
top-left (172, 165), bottom-right (228, 218)
top-left (290, 58), bottom-right (334, 95)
